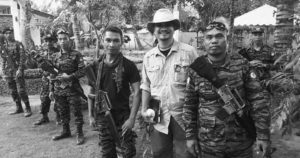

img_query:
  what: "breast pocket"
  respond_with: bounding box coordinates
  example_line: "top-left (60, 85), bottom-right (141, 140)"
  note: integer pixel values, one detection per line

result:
top-left (147, 65), bottom-right (160, 82)
top-left (174, 63), bottom-right (189, 84)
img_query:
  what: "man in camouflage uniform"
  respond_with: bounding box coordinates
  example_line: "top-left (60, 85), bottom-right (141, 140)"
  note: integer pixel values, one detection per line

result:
top-left (50, 29), bottom-right (85, 145)
top-left (184, 21), bottom-right (271, 158)
top-left (34, 34), bottom-right (61, 125)
top-left (238, 27), bottom-right (275, 81)
top-left (0, 27), bottom-right (32, 117)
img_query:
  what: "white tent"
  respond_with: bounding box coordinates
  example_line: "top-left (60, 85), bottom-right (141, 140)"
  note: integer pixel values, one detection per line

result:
top-left (234, 4), bottom-right (277, 26)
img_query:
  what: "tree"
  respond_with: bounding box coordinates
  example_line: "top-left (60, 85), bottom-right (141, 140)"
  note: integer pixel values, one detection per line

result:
top-left (16, 0), bottom-right (35, 50)
top-left (183, 0), bottom-right (276, 27)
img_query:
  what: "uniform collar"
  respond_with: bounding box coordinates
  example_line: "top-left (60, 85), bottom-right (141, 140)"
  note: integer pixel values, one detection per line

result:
top-left (207, 52), bottom-right (231, 68)
top-left (154, 40), bottom-right (179, 57)
top-left (57, 49), bottom-right (71, 58)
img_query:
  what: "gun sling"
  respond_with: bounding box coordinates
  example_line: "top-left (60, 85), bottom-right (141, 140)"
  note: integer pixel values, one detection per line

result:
top-left (95, 58), bottom-right (121, 147)
top-left (190, 57), bottom-right (256, 139)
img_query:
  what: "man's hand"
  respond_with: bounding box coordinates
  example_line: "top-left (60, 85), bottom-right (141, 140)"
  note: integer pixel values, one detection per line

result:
top-left (141, 109), bottom-right (153, 123)
top-left (16, 69), bottom-right (23, 78)
top-left (49, 92), bottom-right (54, 101)
top-left (89, 116), bottom-right (96, 128)
top-left (186, 139), bottom-right (200, 157)
top-left (57, 73), bottom-right (72, 81)
top-left (122, 118), bottom-right (135, 136)
top-left (256, 140), bottom-right (271, 157)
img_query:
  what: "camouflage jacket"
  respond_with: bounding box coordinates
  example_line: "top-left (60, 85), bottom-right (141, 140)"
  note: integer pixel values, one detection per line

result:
top-left (0, 40), bottom-right (25, 76)
top-left (184, 53), bottom-right (271, 151)
top-left (50, 49), bottom-right (85, 96)
top-left (239, 45), bottom-right (275, 80)
top-left (40, 47), bottom-right (59, 77)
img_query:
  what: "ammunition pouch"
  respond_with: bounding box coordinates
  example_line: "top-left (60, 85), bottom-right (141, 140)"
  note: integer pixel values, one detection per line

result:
top-left (215, 84), bottom-right (245, 120)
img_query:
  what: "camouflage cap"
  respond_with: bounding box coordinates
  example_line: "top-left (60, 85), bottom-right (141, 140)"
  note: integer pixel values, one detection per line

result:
top-left (43, 34), bottom-right (57, 42)
top-left (251, 27), bottom-right (264, 33)
top-left (56, 28), bottom-right (69, 36)
top-left (2, 27), bottom-right (13, 34)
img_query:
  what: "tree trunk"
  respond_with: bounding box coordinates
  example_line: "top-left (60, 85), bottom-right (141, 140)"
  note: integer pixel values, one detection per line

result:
top-left (18, 0), bottom-right (35, 50)
top-left (71, 14), bottom-right (84, 51)
top-left (274, 0), bottom-right (295, 61)
top-left (132, 27), bottom-right (144, 50)
top-left (228, 0), bottom-right (235, 52)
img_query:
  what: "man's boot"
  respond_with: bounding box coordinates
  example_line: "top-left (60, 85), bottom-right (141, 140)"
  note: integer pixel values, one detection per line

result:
top-left (52, 124), bottom-right (71, 141)
top-left (76, 125), bottom-right (84, 145)
top-left (34, 114), bottom-right (50, 125)
top-left (24, 101), bottom-right (32, 117)
top-left (9, 101), bottom-right (24, 115)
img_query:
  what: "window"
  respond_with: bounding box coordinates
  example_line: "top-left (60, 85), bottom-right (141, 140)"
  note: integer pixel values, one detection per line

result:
top-left (0, 6), bottom-right (11, 15)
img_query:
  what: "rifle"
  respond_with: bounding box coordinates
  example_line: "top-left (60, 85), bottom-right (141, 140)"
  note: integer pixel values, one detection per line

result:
top-left (85, 65), bottom-right (121, 147)
top-left (190, 56), bottom-right (256, 140)
top-left (30, 50), bottom-right (87, 100)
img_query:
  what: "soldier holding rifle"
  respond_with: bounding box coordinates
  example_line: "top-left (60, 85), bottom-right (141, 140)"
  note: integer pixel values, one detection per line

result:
top-left (61, 26), bottom-right (141, 158)
top-left (48, 29), bottom-right (86, 145)
top-left (34, 34), bottom-right (61, 126)
top-left (184, 20), bottom-right (271, 158)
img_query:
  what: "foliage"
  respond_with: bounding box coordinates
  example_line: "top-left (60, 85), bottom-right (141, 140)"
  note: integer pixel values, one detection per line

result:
top-left (269, 51), bottom-right (300, 136)
top-left (181, 0), bottom-right (277, 27)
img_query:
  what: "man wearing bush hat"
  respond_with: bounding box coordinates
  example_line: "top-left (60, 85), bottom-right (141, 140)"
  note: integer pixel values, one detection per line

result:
top-left (34, 33), bottom-right (60, 126)
top-left (1, 27), bottom-right (32, 117)
top-left (141, 8), bottom-right (198, 158)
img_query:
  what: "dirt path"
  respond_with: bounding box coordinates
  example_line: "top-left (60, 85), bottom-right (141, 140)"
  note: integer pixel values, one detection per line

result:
top-left (0, 95), bottom-right (299, 158)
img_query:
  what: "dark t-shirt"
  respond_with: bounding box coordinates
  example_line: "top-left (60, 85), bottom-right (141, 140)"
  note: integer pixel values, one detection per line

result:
top-left (96, 57), bottom-right (140, 114)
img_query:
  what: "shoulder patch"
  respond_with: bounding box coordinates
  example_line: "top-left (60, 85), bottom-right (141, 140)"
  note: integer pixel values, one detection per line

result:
top-left (250, 71), bottom-right (257, 79)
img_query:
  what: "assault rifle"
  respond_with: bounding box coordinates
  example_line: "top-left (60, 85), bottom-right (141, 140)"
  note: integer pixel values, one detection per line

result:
top-left (190, 56), bottom-right (256, 139)
top-left (30, 50), bottom-right (58, 76)
top-left (30, 50), bottom-right (87, 100)
top-left (85, 65), bottom-right (121, 147)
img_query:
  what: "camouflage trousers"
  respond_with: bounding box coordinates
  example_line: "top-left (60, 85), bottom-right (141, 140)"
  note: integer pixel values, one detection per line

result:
top-left (96, 113), bottom-right (137, 158)
top-left (40, 77), bottom-right (58, 114)
top-left (199, 144), bottom-right (253, 158)
top-left (54, 95), bottom-right (83, 126)
top-left (5, 76), bottom-right (29, 104)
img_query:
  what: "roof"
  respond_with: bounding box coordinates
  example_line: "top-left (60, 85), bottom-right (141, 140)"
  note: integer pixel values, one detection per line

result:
top-left (234, 4), bottom-right (277, 26)
top-left (31, 9), bottom-right (54, 19)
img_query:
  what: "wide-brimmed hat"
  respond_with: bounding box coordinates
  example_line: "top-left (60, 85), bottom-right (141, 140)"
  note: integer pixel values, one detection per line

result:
top-left (147, 8), bottom-right (180, 33)
top-left (2, 27), bottom-right (13, 34)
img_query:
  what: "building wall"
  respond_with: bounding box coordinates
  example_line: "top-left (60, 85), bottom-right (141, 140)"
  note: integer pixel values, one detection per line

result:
top-left (0, 0), bottom-right (20, 41)
top-left (0, 14), bottom-right (13, 30)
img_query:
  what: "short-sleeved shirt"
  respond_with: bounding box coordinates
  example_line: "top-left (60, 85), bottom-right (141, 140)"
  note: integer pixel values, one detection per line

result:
top-left (140, 40), bottom-right (199, 134)
top-left (100, 57), bottom-right (140, 112)
top-left (85, 55), bottom-right (140, 113)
